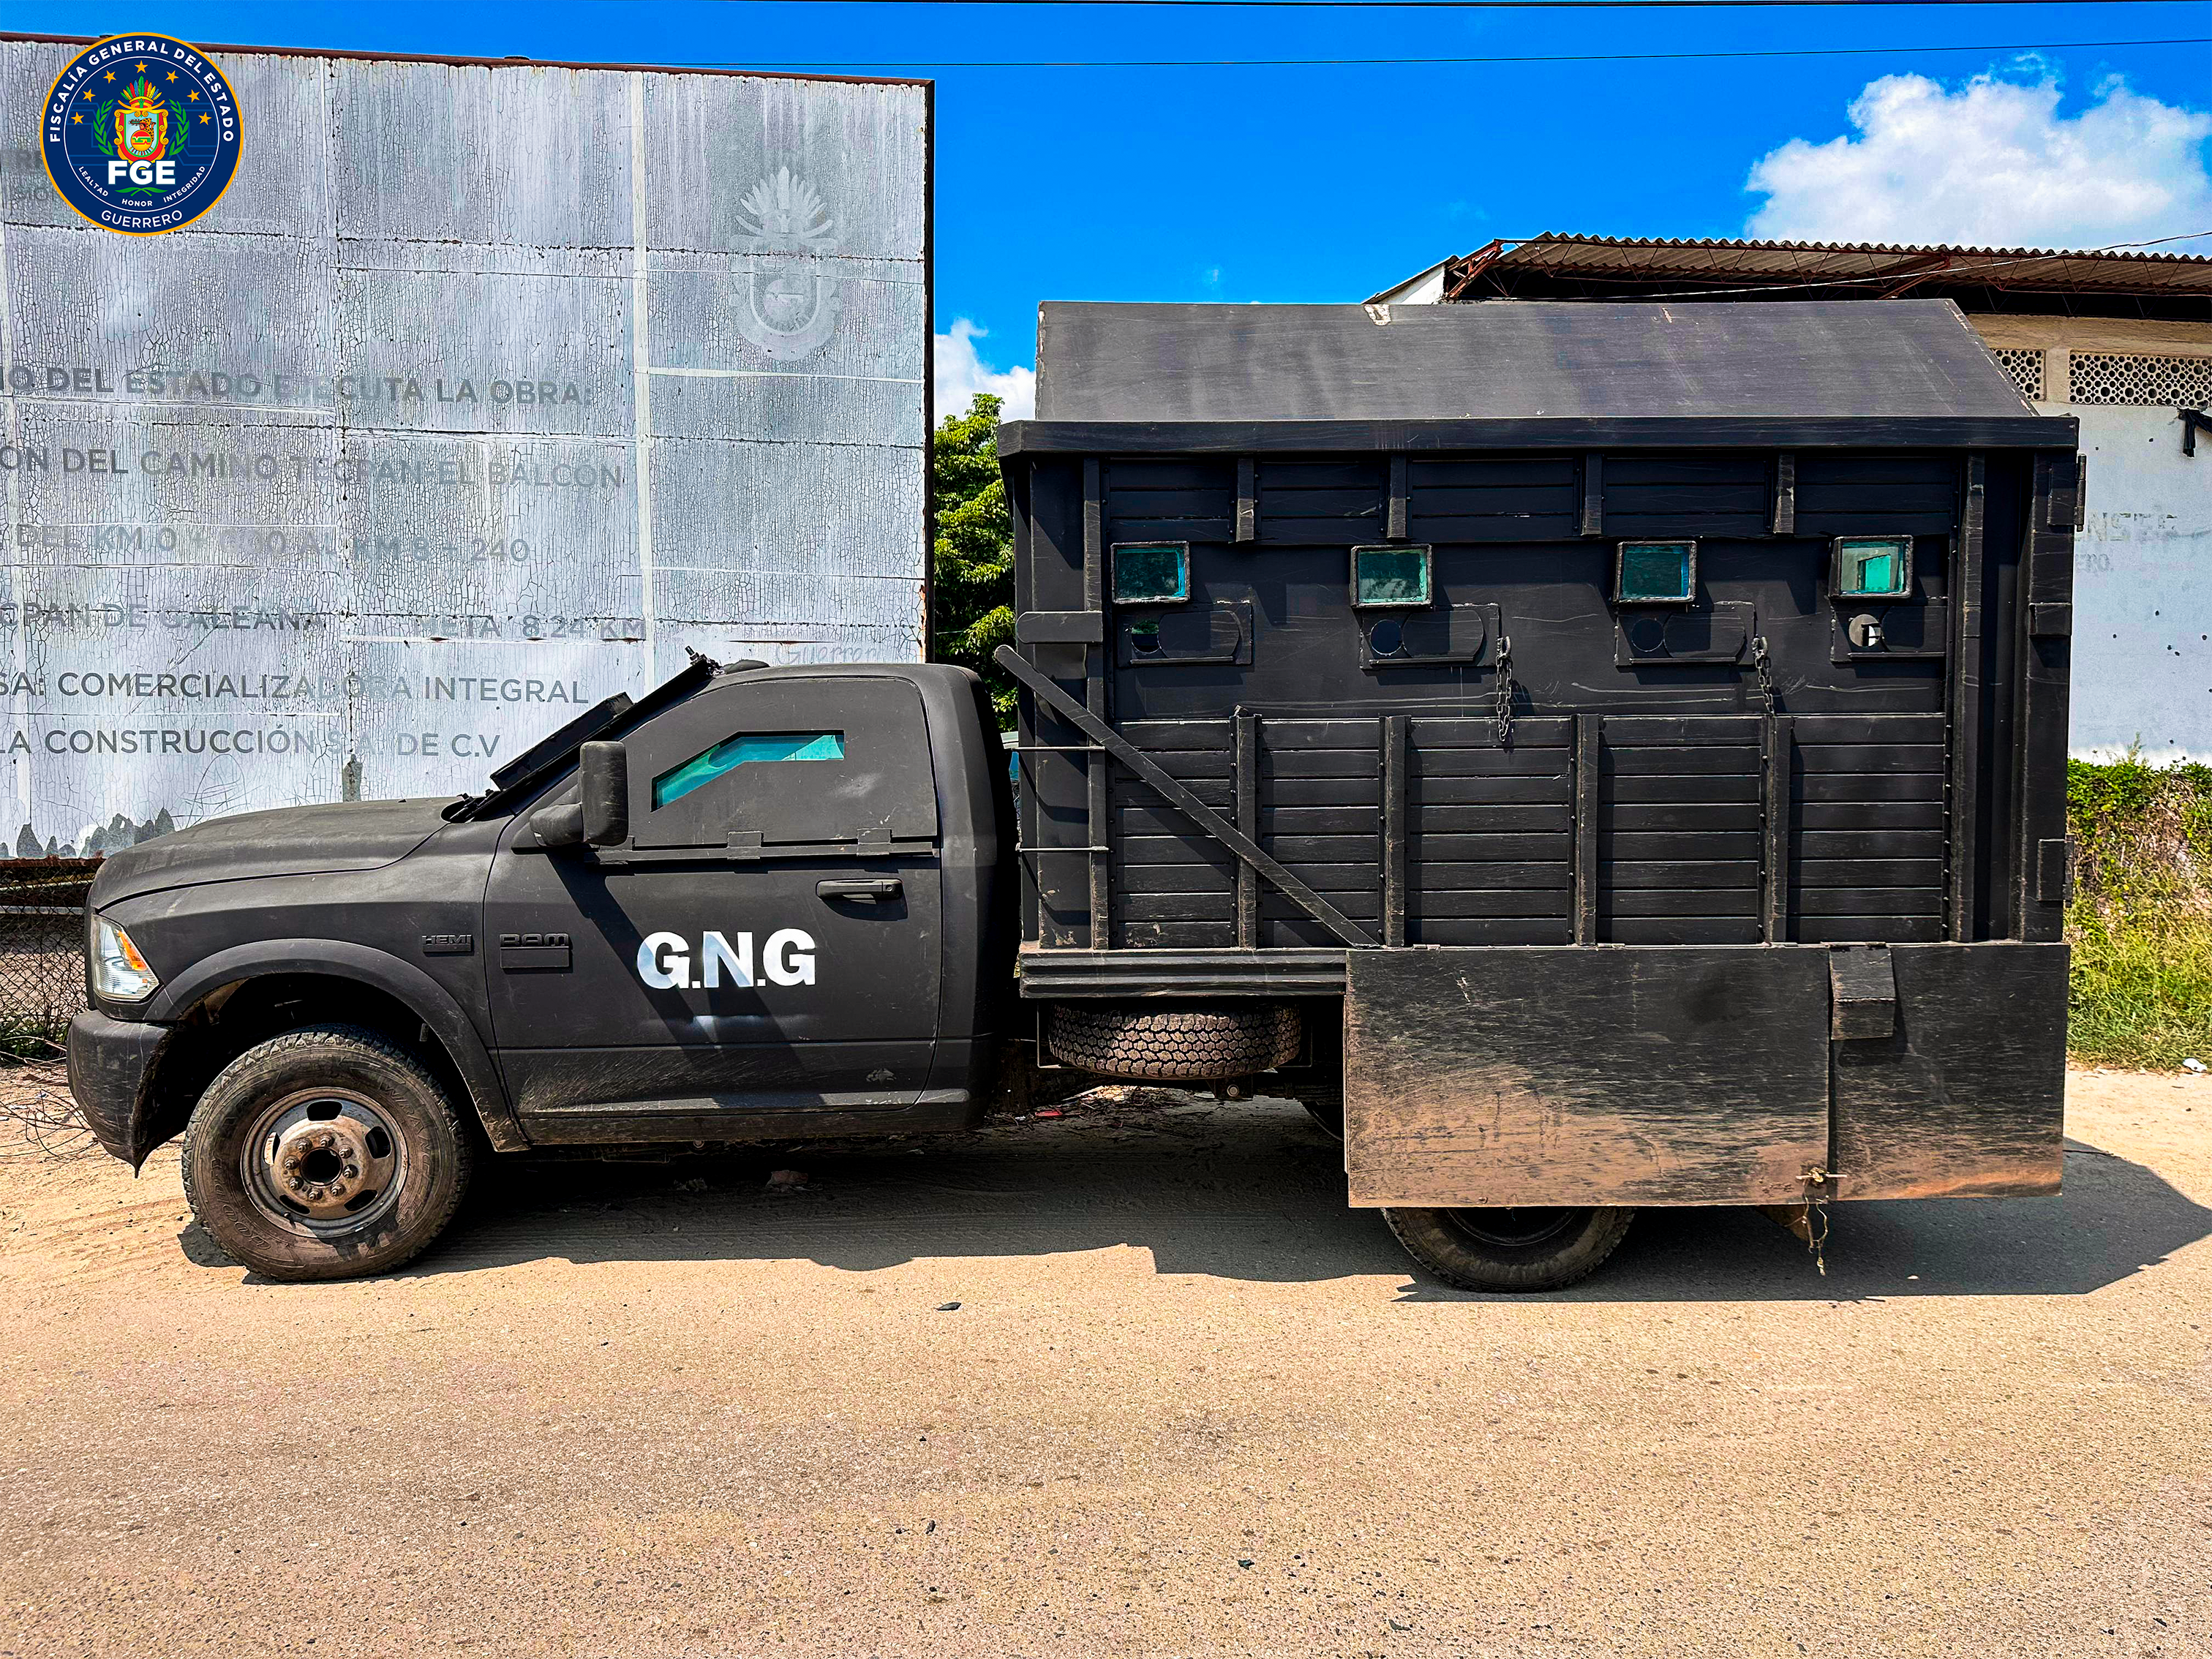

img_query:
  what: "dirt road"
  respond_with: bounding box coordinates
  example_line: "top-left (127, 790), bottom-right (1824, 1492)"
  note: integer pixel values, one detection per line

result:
top-left (4, 1069), bottom-right (2210, 1658)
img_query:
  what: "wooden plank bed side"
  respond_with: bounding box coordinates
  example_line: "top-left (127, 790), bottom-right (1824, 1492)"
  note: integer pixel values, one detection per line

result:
top-left (2014, 451), bottom-right (2077, 945)
top-left (1235, 710), bottom-right (1260, 947)
top-left (1382, 714), bottom-right (1409, 947)
top-left (1763, 715), bottom-right (1794, 944)
top-left (1948, 454), bottom-right (1987, 940)
top-left (1573, 715), bottom-right (1601, 944)
top-left (1082, 458), bottom-right (1110, 949)
top-left (996, 645), bottom-right (1380, 948)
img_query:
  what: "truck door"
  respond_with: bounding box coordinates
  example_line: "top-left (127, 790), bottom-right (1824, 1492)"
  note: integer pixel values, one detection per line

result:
top-left (482, 672), bottom-right (944, 1128)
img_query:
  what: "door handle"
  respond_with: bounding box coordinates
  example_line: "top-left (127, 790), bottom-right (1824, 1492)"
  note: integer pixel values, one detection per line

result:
top-left (816, 877), bottom-right (903, 902)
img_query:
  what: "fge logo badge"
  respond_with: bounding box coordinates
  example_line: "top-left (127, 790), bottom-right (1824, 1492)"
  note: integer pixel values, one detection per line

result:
top-left (42, 35), bottom-right (240, 236)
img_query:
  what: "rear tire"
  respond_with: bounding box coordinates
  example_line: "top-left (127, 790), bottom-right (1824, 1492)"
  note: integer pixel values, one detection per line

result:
top-left (181, 1023), bottom-right (473, 1282)
top-left (1045, 1003), bottom-right (1300, 1081)
top-left (1383, 1205), bottom-right (1635, 1293)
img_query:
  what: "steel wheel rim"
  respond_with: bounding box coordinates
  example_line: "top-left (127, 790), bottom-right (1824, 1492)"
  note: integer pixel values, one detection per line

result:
top-left (1440, 1206), bottom-right (1583, 1250)
top-left (238, 1088), bottom-right (407, 1237)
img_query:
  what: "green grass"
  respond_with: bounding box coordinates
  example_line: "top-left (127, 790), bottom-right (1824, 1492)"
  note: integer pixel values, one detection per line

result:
top-left (2066, 906), bottom-right (2212, 1069)
top-left (0, 1023), bottom-right (67, 1060)
top-left (2065, 753), bottom-right (2212, 1069)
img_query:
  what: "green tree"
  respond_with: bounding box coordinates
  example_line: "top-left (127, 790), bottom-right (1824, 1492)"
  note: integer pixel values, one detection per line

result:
top-left (930, 393), bottom-right (1016, 725)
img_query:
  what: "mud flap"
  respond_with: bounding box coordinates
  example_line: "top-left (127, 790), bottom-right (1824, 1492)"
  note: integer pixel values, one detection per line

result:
top-left (1344, 947), bottom-right (1832, 1208)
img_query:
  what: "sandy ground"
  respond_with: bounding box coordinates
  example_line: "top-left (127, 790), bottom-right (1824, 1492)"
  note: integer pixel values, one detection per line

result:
top-left (1, 1066), bottom-right (2209, 1659)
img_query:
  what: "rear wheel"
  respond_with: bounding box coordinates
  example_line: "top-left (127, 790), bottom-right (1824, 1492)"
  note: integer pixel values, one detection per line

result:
top-left (181, 1024), bottom-right (473, 1282)
top-left (1382, 1204), bottom-right (1635, 1293)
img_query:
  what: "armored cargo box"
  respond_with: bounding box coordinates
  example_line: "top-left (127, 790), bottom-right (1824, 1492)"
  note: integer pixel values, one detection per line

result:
top-left (998, 300), bottom-right (2077, 1210)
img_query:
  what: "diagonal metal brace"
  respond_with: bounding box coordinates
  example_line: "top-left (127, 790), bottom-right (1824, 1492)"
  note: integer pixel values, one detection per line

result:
top-left (995, 645), bottom-right (1378, 949)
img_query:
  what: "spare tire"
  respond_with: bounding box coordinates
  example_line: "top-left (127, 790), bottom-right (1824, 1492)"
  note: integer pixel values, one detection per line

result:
top-left (1046, 1003), bottom-right (1301, 1081)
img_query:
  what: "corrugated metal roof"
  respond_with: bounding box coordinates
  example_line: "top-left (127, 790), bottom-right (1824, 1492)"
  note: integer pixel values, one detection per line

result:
top-left (1369, 233), bottom-right (2212, 305)
top-left (1519, 232), bottom-right (2212, 266)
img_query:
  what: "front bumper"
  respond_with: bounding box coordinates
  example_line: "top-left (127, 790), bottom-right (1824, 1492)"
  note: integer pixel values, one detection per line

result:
top-left (66, 1010), bottom-right (173, 1169)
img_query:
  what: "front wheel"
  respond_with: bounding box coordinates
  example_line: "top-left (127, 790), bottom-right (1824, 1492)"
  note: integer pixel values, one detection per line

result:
top-left (1382, 1205), bottom-right (1635, 1293)
top-left (181, 1024), bottom-right (474, 1282)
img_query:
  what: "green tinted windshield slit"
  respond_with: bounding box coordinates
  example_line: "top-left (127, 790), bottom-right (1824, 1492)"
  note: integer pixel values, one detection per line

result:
top-left (652, 731), bottom-right (845, 808)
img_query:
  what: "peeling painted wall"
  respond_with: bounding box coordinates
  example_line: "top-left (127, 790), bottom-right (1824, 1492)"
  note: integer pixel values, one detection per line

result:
top-left (0, 42), bottom-right (928, 852)
top-left (2064, 405), bottom-right (2212, 763)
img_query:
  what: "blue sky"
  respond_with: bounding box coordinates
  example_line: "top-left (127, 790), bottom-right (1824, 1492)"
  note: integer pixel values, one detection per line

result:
top-left (17, 1), bottom-right (2212, 407)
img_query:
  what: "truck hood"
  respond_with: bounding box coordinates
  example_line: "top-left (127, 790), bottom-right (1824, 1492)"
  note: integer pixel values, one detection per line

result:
top-left (91, 799), bottom-right (455, 906)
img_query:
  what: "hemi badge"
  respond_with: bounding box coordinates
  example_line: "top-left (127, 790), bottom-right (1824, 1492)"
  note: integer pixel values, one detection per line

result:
top-left (421, 933), bottom-right (475, 955)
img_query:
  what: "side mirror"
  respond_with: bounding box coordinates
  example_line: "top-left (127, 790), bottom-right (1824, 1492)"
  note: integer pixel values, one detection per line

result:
top-left (528, 740), bottom-right (629, 850)
top-left (578, 740), bottom-right (629, 846)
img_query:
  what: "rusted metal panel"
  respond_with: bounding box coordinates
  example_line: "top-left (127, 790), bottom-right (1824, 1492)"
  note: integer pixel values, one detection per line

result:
top-left (0, 38), bottom-right (927, 853)
top-left (1343, 945), bottom-right (1832, 1207)
top-left (1829, 941), bottom-right (2068, 1200)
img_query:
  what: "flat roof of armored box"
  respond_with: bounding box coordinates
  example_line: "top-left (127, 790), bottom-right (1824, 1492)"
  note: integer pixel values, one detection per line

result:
top-left (998, 299), bottom-right (2066, 455)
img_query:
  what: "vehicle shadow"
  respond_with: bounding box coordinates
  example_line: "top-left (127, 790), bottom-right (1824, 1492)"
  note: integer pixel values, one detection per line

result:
top-left (357, 1094), bottom-right (2212, 1302)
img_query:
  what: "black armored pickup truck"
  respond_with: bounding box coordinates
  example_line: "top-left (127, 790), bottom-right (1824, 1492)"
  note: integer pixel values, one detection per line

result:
top-left (68, 299), bottom-right (2078, 1290)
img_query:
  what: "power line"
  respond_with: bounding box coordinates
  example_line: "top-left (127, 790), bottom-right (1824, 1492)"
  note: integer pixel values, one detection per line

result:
top-left (607, 0), bottom-right (2209, 9)
top-left (2091, 230), bottom-right (2212, 249)
top-left (687, 33), bottom-right (2210, 64)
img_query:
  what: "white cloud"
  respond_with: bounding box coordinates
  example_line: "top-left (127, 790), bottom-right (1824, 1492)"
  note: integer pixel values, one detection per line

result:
top-left (934, 318), bottom-right (1035, 422)
top-left (1746, 69), bottom-right (2212, 248)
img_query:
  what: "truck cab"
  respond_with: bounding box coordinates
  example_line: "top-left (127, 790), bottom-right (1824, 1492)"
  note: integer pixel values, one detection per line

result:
top-left (67, 659), bottom-right (1016, 1279)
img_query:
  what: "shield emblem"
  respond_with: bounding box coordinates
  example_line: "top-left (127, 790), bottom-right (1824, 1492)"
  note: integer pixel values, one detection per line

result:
top-left (734, 263), bottom-right (843, 360)
top-left (118, 107), bottom-right (168, 161)
top-left (728, 170), bottom-right (843, 361)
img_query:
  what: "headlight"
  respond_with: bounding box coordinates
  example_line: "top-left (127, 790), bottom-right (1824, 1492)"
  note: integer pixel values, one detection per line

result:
top-left (90, 914), bottom-right (159, 1002)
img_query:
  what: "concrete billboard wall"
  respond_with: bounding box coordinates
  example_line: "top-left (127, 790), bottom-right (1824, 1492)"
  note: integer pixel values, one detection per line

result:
top-left (0, 37), bottom-right (930, 854)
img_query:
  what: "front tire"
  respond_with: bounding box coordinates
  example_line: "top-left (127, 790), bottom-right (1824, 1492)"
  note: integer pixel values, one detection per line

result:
top-left (1383, 1205), bottom-right (1635, 1293)
top-left (181, 1024), bottom-right (473, 1282)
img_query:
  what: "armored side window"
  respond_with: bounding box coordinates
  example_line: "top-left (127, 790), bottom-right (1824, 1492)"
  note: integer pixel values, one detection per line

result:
top-left (625, 677), bottom-right (936, 851)
top-left (1351, 545), bottom-right (1432, 609)
top-left (652, 731), bottom-right (845, 809)
top-left (1616, 541), bottom-right (1696, 605)
top-left (1831, 535), bottom-right (1913, 598)
top-left (1112, 543), bottom-right (1189, 604)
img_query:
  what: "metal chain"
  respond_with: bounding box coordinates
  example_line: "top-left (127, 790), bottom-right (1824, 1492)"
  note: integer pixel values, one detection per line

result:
top-left (1802, 1166), bottom-right (1829, 1276)
top-left (1750, 633), bottom-right (1778, 717)
top-left (1492, 633), bottom-right (1515, 750)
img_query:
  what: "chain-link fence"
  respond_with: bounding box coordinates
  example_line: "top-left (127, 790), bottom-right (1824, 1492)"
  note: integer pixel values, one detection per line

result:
top-left (0, 859), bottom-right (97, 1046)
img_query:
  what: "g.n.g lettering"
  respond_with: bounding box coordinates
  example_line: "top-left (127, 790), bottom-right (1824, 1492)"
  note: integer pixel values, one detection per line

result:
top-left (636, 930), bottom-right (814, 990)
